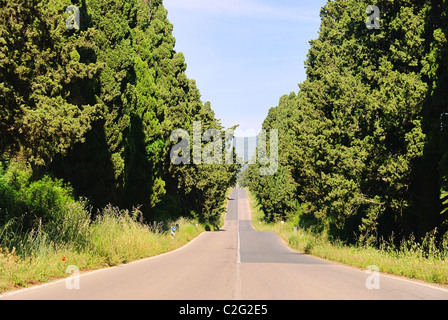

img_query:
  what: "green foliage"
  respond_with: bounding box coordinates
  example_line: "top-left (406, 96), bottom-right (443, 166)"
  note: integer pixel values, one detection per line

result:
top-left (0, 0), bottom-right (101, 165)
top-left (0, 162), bottom-right (76, 237)
top-left (0, 0), bottom-right (239, 228)
top-left (243, 0), bottom-right (448, 244)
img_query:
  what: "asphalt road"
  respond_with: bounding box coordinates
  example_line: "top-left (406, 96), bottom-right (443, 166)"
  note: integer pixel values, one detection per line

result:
top-left (2, 188), bottom-right (448, 300)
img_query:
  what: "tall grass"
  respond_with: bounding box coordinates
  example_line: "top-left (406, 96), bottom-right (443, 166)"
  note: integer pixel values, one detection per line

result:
top-left (0, 163), bottom-right (205, 293)
top-left (247, 189), bottom-right (448, 286)
top-left (0, 203), bottom-right (204, 293)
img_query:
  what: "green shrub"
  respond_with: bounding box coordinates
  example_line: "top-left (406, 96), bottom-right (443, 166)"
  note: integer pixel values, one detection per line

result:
top-left (0, 162), bottom-right (82, 251)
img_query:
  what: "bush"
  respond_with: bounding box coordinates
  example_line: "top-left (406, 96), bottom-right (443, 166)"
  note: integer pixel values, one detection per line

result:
top-left (0, 162), bottom-right (83, 250)
top-left (23, 176), bottom-right (74, 223)
top-left (0, 162), bottom-right (208, 292)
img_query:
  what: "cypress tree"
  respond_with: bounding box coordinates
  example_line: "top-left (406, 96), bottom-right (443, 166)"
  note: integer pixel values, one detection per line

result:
top-left (244, 0), bottom-right (448, 242)
top-left (0, 0), bottom-right (100, 168)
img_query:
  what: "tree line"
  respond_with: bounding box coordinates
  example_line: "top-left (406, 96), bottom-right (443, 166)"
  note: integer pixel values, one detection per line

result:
top-left (0, 0), bottom-right (240, 230)
top-left (241, 0), bottom-right (448, 244)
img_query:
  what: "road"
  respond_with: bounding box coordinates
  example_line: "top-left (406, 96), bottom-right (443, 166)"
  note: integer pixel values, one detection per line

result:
top-left (1, 188), bottom-right (448, 300)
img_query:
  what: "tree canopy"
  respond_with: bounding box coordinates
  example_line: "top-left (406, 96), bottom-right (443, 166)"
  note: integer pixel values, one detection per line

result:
top-left (0, 0), bottom-right (240, 227)
top-left (241, 0), bottom-right (448, 244)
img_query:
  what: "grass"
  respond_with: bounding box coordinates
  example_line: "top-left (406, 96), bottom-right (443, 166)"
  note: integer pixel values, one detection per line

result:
top-left (0, 181), bottom-right (233, 294)
top-left (0, 162), bottom-right (214, 294)
top-left (0, 204), bottom-right (205, 294)
top-left (246, 188), bottom-right (448, 286)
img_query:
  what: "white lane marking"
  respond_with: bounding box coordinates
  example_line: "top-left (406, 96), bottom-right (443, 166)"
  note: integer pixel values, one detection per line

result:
top-left (236, 189), bottom-right (241, 264)
top-left (234, 262), bottom-right (242, 299)
top-left (234, 188), bottom-right (242, 299)
top-left (379, 272), bottom-right (448, 294)
top-left (237, 222), bottom-right (241, 264)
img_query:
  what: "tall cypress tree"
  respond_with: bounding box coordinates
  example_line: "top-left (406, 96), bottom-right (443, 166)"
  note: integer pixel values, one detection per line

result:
top-left (244, 0), bottom-right (448, 242)
top-left (45, 0), bottom-right (240, 223)
top-left (0, 0), bottom-right (100, 168)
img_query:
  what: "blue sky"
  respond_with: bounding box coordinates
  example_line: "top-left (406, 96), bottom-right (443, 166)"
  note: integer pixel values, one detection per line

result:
top-left (164, 0), bottom-right (327, 137)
